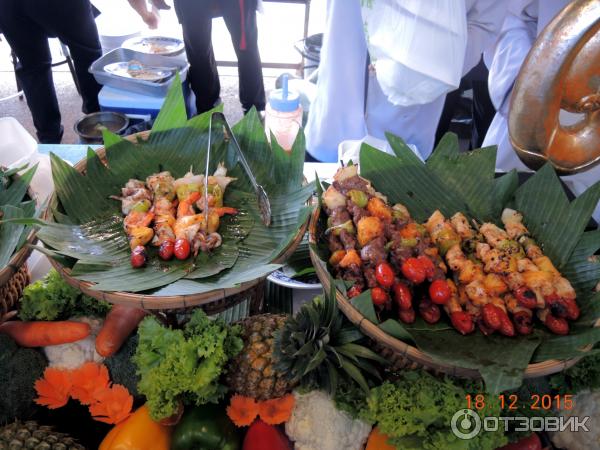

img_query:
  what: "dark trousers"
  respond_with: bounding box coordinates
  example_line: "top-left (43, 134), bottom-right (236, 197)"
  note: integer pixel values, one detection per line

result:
top-left (174, 0), bottom-right (266, 114)
top-left (0, 0), bottom-right (102, 143)
top-left (435, 57), bottom-right (495, 150)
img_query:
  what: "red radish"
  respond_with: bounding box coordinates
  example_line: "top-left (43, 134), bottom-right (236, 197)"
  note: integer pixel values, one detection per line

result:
top-left (0, 321), bottom-right (90, 347)
top-left (243, 419), bottom-right (291, 450)
top-left (375, 262), bottom-right (394, 288)
top-left (96, 305), bottom-right (148, 357)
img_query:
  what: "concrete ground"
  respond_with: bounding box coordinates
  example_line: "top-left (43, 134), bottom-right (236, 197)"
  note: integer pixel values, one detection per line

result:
top-left (0, 0), bottom-right (325, 144)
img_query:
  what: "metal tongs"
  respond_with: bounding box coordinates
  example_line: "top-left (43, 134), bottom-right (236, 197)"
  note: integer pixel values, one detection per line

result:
top-left (205, 112), bottom-right (272, 227)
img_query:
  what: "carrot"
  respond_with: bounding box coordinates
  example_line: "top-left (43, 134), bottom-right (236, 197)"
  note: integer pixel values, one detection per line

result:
top-left (96, 305), bottom-right (147, 357)
top-left (0, 320), bottom-right (90, 347)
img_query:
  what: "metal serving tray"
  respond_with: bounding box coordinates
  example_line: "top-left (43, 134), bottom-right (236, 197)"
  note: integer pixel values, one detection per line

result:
top-left (89, 48), bottom-right (189, 97)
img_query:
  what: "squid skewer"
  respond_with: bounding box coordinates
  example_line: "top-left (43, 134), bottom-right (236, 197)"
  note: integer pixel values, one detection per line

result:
top-left (146, 172), bottom-right (177, 260)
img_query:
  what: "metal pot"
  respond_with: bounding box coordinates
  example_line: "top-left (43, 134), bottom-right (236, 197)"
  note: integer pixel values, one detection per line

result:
top-left (74, 111), bottom-right (129, 144)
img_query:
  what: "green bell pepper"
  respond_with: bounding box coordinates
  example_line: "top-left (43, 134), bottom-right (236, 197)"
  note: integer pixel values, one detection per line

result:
top-left (172, 405), bottom-right (241, 450)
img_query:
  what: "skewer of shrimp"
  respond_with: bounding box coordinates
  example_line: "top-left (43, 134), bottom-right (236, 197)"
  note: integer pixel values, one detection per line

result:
top-left (145, 172), bottom-right (177, 261)
top-left (111, 179), bottom-right (154, 268)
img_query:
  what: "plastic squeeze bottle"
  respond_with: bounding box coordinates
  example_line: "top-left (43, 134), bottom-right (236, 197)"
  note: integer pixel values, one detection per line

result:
top-left (265, 74), bottom-right (302, 153)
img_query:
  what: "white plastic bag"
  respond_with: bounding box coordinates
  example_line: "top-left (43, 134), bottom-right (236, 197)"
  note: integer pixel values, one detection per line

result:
top-left (361, 0), bottom-right (467, 106)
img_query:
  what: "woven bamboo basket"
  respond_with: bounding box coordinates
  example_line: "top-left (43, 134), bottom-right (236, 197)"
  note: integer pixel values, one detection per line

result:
top-left (308, 206), bottom-right (591, 379)
top-left (0, 173), bottom-right (40, 317)
top-left (46, 131), bottom-right (308, 311)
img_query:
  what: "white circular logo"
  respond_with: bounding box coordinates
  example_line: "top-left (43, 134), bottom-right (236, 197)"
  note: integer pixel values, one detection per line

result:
top-left (451, 409), bottom-right (482, 440)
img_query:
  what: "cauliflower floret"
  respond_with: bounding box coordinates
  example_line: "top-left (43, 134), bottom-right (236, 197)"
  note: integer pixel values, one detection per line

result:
top-left (550, 390), bottom-right (600, 450)
top-left (44, 316), bottom-right (104, 369)
top-left (285, 390), bottom-right (371, 450)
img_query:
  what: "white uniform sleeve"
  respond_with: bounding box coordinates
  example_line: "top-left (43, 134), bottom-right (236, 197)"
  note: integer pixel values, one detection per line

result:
top-left (487, 0), bottom-right (538, 116)
top-left (463, 0), bottom-right (508, 75)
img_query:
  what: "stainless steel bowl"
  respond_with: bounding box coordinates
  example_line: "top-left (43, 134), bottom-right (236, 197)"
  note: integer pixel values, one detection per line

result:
top-left (74, 111), bottom-right (129, 143)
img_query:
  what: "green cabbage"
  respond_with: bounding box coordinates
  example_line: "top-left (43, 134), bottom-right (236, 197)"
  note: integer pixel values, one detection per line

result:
top-left (133, 310), bottom-right (243, 421)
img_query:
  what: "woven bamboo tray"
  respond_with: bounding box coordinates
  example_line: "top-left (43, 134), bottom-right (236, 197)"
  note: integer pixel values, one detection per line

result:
top-left (0, 171), bottom-right (41, 317)
top-left (308, 206), bottom-right (590, 379)
top-left (46, 131), bottom-right (308, 311)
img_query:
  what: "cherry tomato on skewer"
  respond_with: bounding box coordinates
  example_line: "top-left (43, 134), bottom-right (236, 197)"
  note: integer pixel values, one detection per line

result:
top-left (398, 308), bottom-right (416, 324)
top-left (174, 238), bottom-right (191, 260)
top-left (371, 287), bottom-right (389, 306)
top-left (375, 262), bottom-right (395, 289)
top-left (416, 255), bottom-right (435, 279)
top-left (347, 285), bottom-right (363, 299)
top-left (450, 311), bottom-right (475, 335)
top-left (429, 279), bottom-right (451, 305)
top-left (130, 246), bottom-right (147, 268)
top-left (401, 257), bottom-right (427, 284)
top-left (393, 282), bottom-right (412, 311)
top-left (158, 240), bottom-right (175, 261)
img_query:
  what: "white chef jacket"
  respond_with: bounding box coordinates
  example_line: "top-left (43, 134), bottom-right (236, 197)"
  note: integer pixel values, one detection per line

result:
top-left (305, 0), bottom-right (506, 162)
top-left (483, 0), bottom-right (600, 219)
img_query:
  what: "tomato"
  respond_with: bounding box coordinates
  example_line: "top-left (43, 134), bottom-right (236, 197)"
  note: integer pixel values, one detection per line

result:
top-left (347, 285), bottom-right (363, 299)
top-left (375, 262), bottom-right (395, 288)
top-left (401, 258), bottom-right (427, 284)
top-left (418, 300), bottom-right (441, 324)
top-left (371, 287), bottom-right (389, 306)
top-left (450, 311), bottom-right (475, 335)
top-left (514, 286), bottom-right (537, 309)
top-left (416, 255), bottom-right (435, 279)
top-left (513, 311), bottom-right (533, 335)
top-left (481, 303), bottom-right (502, 330)
top-left (398, 308), bottom-right (416, 324)
top-left (497, 433), bottom-right (542, 450)
top-left (428, 279), bottom-right (451, 305)
top-left (544, 313), bottom-right (569, 335)
top-left (130, 246), bottom-right (147, 268)
top-left (393, 282), bottom-right (412, 310)
top-left (174, 238), bottom-right (191, 260)
top-left (498, 311), bottom-right (516, 337)
top-left (158, 240), bottom-right (175, 261)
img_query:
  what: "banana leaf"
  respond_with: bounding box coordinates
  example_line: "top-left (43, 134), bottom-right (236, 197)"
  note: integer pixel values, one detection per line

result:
top-left (22, 76), bottom-right (313, 294)
top-left (0, 165), bottom-right (38, 269)
top-left (313, 133), bottom-right (600, 394)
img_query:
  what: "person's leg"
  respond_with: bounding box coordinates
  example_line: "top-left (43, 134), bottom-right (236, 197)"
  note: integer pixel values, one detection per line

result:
top-left (222, 0), bottom-right (265, 113)
top-left (174, 0), bottom-right (220, 114)
top-left (0, 0), bottom-right (63, 143)
top-left (38, 0), bottom-right (102, 113)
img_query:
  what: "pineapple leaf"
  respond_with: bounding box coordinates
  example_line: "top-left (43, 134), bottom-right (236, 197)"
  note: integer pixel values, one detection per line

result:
top-left (337, 343), bottom-right (388, 365)
top-left (325, 360), bottom-right (339, 395)
top-left (336, 326), bottom-right (364, 345)
top-left (304, 346), bottom-right (327, 376)
top-left (339, 355), bottom-right (370, 393)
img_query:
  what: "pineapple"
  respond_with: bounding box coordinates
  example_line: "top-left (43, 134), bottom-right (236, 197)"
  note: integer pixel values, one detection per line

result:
top-left (273, 286), bottom-right (386, 395)
top-left (0, 421), bottom-right (85, 450)
top-left (225, 314), bottom-right (292, 401)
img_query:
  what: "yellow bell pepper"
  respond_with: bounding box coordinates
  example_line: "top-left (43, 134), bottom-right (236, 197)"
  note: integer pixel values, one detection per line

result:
top-left (100, 405), bottom-right (172, 450)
